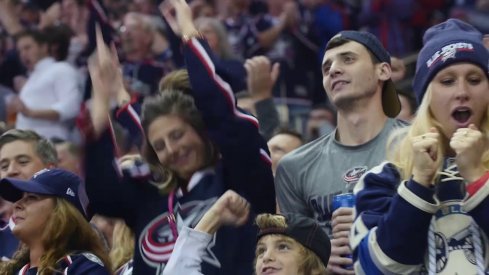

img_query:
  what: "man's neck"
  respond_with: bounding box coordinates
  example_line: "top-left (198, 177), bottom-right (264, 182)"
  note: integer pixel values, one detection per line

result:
top-left (336, 105), bottom-right (389, 146)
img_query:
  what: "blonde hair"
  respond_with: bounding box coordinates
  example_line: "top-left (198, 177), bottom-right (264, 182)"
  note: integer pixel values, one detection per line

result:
top-left (387, 84), bottom-right (489, 180)
top-left (158, 70), bottom-right (192, 95)
top-left (109, 220), bottom-right (134, 271)
top-left (0, 198), bottom-right (111, 275)
top-left (254, 214), bottom-right (327, 275)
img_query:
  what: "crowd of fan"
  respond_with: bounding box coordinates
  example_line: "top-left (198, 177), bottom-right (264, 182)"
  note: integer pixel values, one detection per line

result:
top-left (0, 0), bottom-right (488, 274)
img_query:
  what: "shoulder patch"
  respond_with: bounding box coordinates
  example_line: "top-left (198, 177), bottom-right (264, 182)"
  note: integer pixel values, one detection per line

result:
top-left (82, 252), bottom-right (105, 267)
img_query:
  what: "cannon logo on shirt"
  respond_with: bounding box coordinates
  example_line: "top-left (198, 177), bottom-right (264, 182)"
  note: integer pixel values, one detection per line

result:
top-left (139, 197), bottom-right (218, 274)
top-left (434, 228), bottom-right (486, 273)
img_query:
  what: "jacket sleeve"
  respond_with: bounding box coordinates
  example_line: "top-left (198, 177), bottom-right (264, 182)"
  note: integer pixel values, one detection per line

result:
top-left (84, 127), bottom-right (155, 225)
top-left (182, 38), bottom-right (275, 214)
top-left (114, 100), bottom-right (144, 149)
top-left (163, 226), bottom-right (211, 275)
top-left (65, 253), bottom-right (111, 275)
top-left (465, 176), bottom-right (489, 238)
top-left (351, 162), bottom-right (437, 274)
top-left (254, 98), bottom-right (280, 141)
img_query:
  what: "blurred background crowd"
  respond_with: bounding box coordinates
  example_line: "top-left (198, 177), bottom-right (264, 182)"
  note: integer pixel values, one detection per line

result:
top-left (0, 0), bottom-right (487, 143)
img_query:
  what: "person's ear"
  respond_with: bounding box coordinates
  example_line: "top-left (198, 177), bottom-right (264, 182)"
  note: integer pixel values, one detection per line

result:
top-left (377, 62), bottom-right (392, 82)
top-left (483, 34), bottom-right (489, 50)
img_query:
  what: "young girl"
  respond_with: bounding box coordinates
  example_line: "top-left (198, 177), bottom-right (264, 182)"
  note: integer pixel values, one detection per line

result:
top-left (83, 0), bottom-right (275, 273)
top-left (0, 169), bottom-right (111, 274)
top-left (351, 19), bottom-right (489, 274)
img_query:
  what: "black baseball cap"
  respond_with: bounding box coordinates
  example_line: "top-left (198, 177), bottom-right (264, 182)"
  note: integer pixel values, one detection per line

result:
top-left (257, 213), bottom-right (331, 267)
top-left (326, 30), bottom-right (401, 118)
top-left (0, 169), bottom-right (88, 219)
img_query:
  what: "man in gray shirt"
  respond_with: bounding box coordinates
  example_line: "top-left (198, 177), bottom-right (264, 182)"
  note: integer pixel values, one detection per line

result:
top-left (275, 31), bottom-right (407, 274)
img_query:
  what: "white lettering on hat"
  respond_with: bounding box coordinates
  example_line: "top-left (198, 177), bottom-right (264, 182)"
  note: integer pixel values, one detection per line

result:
top-left (32, 168), bottom-right (50, 179)
top-left (66, 188), bottom-right (75, 197)
top-left (427, 42), bottom-right (474, 68)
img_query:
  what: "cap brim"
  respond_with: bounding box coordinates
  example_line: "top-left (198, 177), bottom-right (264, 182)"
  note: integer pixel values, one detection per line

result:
top-left (0, 178), bottom-right (52, 203)
top-left (382, 79), bottom-right (401, 118)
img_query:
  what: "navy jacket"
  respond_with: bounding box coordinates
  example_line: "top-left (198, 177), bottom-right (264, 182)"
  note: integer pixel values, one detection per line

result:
top-left (84, 38), bottom-right (275, 275)
top-left (16, 253), bottom-right (110, 275)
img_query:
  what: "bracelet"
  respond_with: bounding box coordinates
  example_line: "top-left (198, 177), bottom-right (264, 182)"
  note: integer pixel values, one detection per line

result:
top-left (181, 31), bottom-right (204, 43)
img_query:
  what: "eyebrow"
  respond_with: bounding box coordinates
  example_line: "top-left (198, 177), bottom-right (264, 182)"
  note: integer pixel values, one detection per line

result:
top-left (322, 51), bottom-right (357, 69)
top-left (257, 236), bottom-right (295, 247)
top-left (275, 237), bottom-right (294, 245)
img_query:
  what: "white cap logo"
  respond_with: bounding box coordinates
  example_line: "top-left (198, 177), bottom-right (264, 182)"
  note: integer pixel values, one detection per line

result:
top-left (66, 188), bottom-right (75, 197)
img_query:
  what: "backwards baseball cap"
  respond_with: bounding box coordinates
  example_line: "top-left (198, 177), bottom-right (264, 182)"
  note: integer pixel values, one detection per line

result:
top-left (0, 169), bottom-right (88, 219)
top-left (326, 30), bottom-right (401, 118)
top-left (257, 213), bottom-right (331, 267)
top-left (413, 18), bottom-right (489, 104)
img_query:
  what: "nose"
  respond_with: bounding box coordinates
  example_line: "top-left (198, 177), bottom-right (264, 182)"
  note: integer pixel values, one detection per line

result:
top-left (13, 196), bottom-right (25, 210)
top-left (262, 248), bottom-right (275, 263)
top-left (329, 61), bottom-right (343, 78)
top-left (166, 142), bottom-right (178, 155)
top-left (455, 80), bottom-right (470, 101)
top-left (6, 163), bottom-right (20, 178)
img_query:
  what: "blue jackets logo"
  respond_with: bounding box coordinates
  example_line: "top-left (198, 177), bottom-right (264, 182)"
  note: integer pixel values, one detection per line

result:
top-left (343, 166), bottom-right (367, 185)
top-left (139, 197), bottom-right (219, 273)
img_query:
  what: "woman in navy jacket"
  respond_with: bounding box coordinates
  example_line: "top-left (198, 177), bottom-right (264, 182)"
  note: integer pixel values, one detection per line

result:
top-left (83, 3), bottom-right (276, 274)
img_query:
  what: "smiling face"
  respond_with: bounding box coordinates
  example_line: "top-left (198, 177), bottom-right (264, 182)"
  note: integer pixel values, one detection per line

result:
top-left (0, 140), bottom-right (47, 180)
top-left (11, 193), bottom-right (55, 245)
top-left (429, 63), bottom-right (489, 138)
top-left (255, 234), bottom-right (304, 275)
top-left (322, 41), bottom-right (384, 110)
top-left (147, 115), bottom-right (206, 180)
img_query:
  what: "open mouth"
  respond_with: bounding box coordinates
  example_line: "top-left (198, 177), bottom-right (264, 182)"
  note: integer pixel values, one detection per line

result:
top-left (452, 107), bottom-right (472, 124)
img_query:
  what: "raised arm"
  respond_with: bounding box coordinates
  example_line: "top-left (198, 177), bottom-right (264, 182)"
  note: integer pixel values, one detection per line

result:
top-left (351, 162), bottom-right (437, 274)
top-left (165, 0), bottom-right (275, 214)
top-left (82, 26), bottom-right (153, 224)
top-left (163, 190), bottom-right (250, 275)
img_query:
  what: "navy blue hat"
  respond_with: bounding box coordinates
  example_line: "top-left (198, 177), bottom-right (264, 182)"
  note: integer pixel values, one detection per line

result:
top-left (327, 30), bottom-right (401, 118)
top-left (0, 169), bottom-right (88, 219)
top-left (413, 19), bottom-right (489, 104)
top-left (257, 213), bottom-right (331, 268)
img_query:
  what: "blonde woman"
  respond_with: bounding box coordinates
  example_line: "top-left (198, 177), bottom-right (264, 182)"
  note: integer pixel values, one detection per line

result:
top-left (163, 190), bottom-right (331, 275)
top-left (0, 169), bottom-right (111, 274)
top-left (351, 19), bottom-right (489, 274)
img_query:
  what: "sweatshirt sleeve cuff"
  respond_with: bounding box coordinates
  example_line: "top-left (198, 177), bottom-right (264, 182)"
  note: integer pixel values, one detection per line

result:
top-left (398, 179), bottom-right (438, 213)
top-left (465, 172), bottom-right (489, 211)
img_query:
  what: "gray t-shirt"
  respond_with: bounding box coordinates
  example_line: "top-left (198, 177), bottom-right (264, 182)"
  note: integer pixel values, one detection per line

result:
top-left (275, 118), bottom-right (407, 235)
